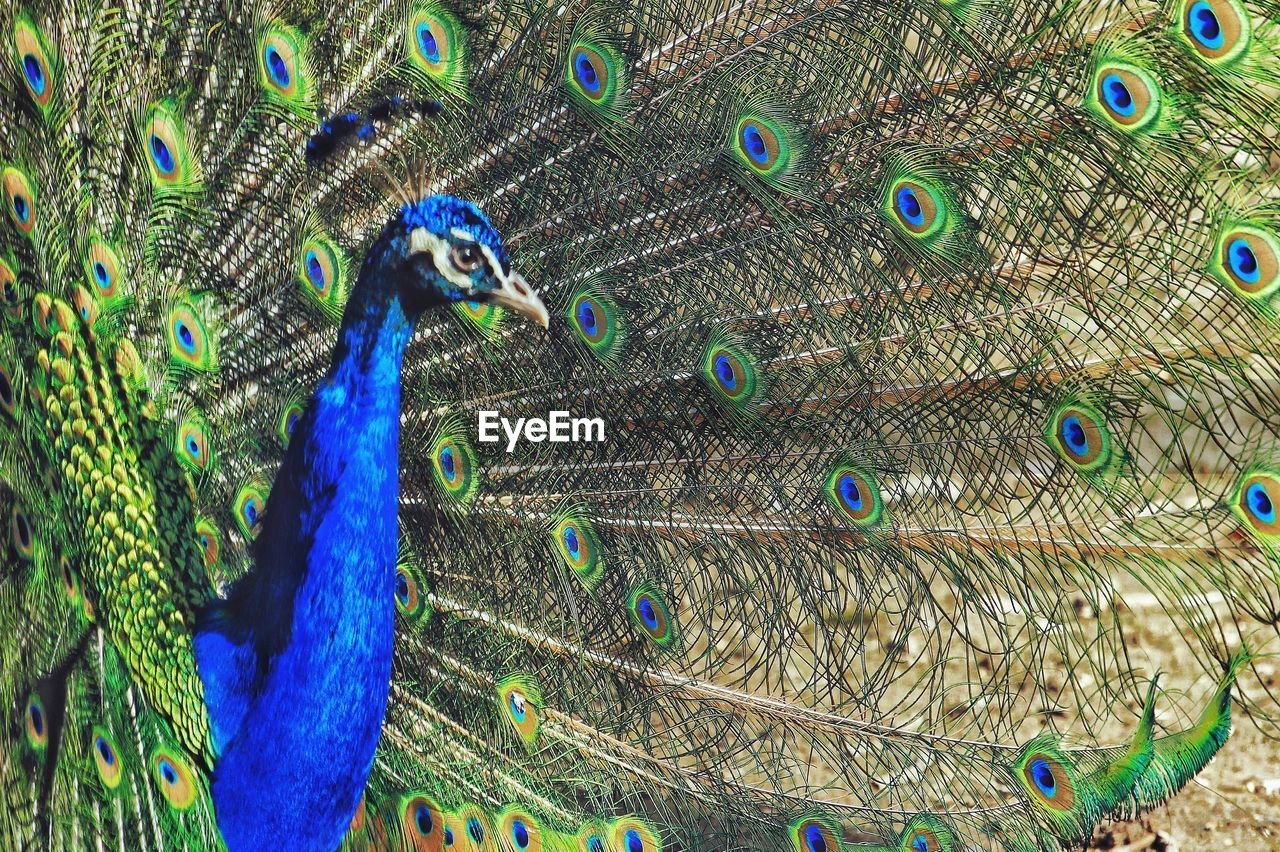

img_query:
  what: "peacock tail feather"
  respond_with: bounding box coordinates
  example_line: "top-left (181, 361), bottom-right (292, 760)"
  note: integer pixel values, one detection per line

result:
top-left (2, 0), bottom-right (1279, 848)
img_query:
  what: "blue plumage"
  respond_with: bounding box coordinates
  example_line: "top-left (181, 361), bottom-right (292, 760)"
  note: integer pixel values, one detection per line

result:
top-left (193, 196), bottom-right (544, 849)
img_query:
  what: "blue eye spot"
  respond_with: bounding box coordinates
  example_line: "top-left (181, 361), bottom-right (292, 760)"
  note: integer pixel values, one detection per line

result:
top-left (714, 354), bottom-right (736, 389)
top-left (626, 829), bottom-right (644, 852)
top-left (395, 571), bottom-right (410, 605)
top-left (1228, 238), bottom-right (1260, 284)
top-left (805, 825), bottom-right (827, 852)
top-left (911, 836), bottom-right (929, 852)
top-left (93, 261), bottom-right (110, 288)
top-left (14, 513), bottom-right (31, 548)
top-left (587, 838), bottom-right (605, 852)
top-left (467, 817), bottom-right (484, 843)
top-left (173, 320), bottom-right (195, 353)
top-left (444, 827), bottom-right (454, 846)
top-left (563, 525), bottom-right (580, 558)
top-left (243, 499), bottom-right (258, 526)
top-left (414, 803), bottom-right (433, 835)
top-left (1062, 415), bottom-right (1088, 455)
top-left (577, 300), bottom-right (597, 335)
top-left (264, 45), bottom-right (290, 87)
top-left (1247, 482), bottom-right (1275, 523)
top-left (1030, 758), bottom-right (1057, 798)
top-left (150, 134), bottom-right (176, 174)
top-left (896, 186), bottom-right (924, 227)
top-left (22, 55), bottom-right (45, 95)
top-left (96, 736), bottom-right (115, 765)
top-left (1101, 74), bottom-right (1135, 116)
top-left (838, 475), bottom-right (863, 512)
top-left (305, 250), bottom-right (325, 289)
top-left (638, 596), bottom-right (659, 629)
top-left (742, 124), bottom-right (768, 164)
top-left (512, 819), bottom-right (530, 849)
top-left (439, 445), bottom-right (456, 478)
top-left (286, 412), bottom-right (299, 435)
top-left (574, 51), bottom-right (600, 92)
top-left (28, 702), bottom-right (43, 735)
top-left (508, 692), bottom-right (526, 722)
top-left (186, 436), bottom-right (200, 457)
top-left (159, 760), bottom-right (177, 785)
top-left (12, 194), bottom-right (29, 223)
top-left (1188, 2), bottom-right (1224, 49)
top-left (417, 23), bottom-right (441, 63)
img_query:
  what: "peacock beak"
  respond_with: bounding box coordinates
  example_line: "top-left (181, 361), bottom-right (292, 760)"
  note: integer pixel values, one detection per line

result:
top-left (489, 271), bottom-right (549, 329)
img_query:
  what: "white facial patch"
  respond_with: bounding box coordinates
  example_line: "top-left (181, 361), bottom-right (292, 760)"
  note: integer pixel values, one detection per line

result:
top-left (409, 227), bottom-right (476, 293)
top-left (450, 227), bottom-right (509, 285)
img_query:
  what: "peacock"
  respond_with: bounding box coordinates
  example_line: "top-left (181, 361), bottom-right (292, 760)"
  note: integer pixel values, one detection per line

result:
top-left (2, 0), bottom-right (1279, 848)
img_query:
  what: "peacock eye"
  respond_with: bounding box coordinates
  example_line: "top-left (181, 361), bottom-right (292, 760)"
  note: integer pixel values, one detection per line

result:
top-left (449, 243), bottom-right (485, 273)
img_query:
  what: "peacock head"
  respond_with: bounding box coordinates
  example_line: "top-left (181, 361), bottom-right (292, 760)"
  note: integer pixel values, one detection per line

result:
top-left (369, 194), bottom-right (548, 327)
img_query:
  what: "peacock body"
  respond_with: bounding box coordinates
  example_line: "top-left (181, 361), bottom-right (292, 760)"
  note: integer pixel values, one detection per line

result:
top-left (1, 0), bottom-right (1279, 849)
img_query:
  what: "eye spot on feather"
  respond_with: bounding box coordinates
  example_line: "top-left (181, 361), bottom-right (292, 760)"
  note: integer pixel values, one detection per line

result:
top-left (0, 362), bottom-right (14, 416)
top-left (13, 19), bottom-right (54, 108)
top-left (1018, 750), bottom-right (1076, 811)
top-left (166, 301), bottom-right (215, 371)
top-left (393, 566), bottom-right (429, 619)
top-left (824, 466), bottom-right (883, 527)
top-left (11, 506), bottom-right (33, 559)
top-left (1181, 0), bottom-right (1248, 63)
top-left (430, 431), bottom-right (477, 503)
top-left (907, 829), bottom-right (945, 852)
top-left (702, 344), bottom-right (759, 409)
top-left (887, 178), bottom-right (947, 240)
top-left (233, 483), bottom-right (266, 540)
top-left (195, 519), bottom-right (220, 569)
top-left (1212, 226), bottom-right (1279, 302)
top-left (611, 819), bottom-right (661, 852)
top-left (1236, 472), bottom-right (1280, 538)
top-left (297, 235), bottom-right (347, 318)
top-left (176, 412), bottom-right (212, 473)
top-left (730, 115), bottom-right (795, 182)
top-left (568, 291), bottom-right (622, 361)
top-left (498, 677), bottom-right (541, 743)
top-left (4, 167), bottom-right (36, 236)
top-left (143, 103), bottom-right (196, 189)
top-left (629, 585), bottom-right (678, 648)
top-left (2, 259), bottom-right (19, 319)
top-left (278, 400), bottom-right (304, 447)
top-left (564, 39), bottom-right (624, 119)
top-left (60, 555), bottom-right (79, 601)
top-left (1090, 63), bottom-right (1160, 132)
top-left (92, 728), bottom-right (123, 789)
top-left (552, 514), bottom-right (604, 589)
top-left (151, 750), bottom-right (197, 810)
top-left (1030, 759), bottom-right (1056, 796)
top-left (258, 26), bottom-right (309, 106)
top-left (498, 808), bottom-right (542, 852)
top-left (788, 817), bottom-right (838, 852)
top-left (571, 46), bottom-right (608, 100)
top-left (24, 694), bottom-right (46, 749)
top-left (406, 6), bottom-right (466, 91)
top-left (1046, 403), bottom-right (1113, 475)
top-left (400, 794), bottom-right (444, 850)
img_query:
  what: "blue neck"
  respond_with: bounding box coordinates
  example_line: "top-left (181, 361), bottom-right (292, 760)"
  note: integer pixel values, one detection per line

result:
top-left (195, 285), bottom-right (415, 850)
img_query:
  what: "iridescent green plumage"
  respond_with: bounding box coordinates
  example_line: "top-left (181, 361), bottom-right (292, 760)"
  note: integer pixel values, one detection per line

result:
top-left (3, 0), bottom-right (1279, 849)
